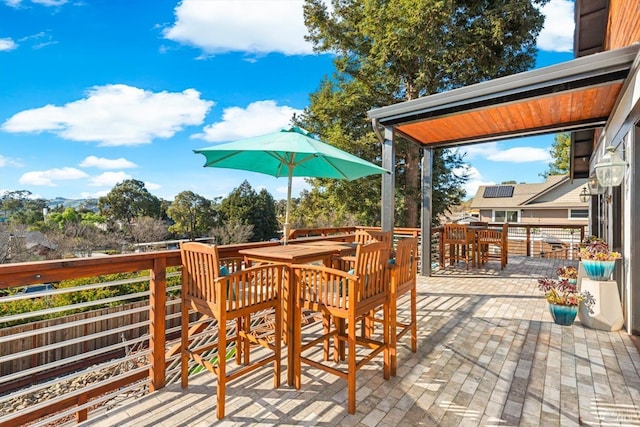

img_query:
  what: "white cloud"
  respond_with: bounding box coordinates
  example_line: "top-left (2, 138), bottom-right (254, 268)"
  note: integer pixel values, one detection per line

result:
top-left (0, 154), bottom-right (23, 167)
top-left (461, 142), bottom-right (551, 163)
top-left (79, 155), bottom-right (137, 169)
top-left (32, 0), bottom-right (68, 6)
top-left (88, 171), bottom-right (132, 187)
top-left (19, 167), bottom-right (88, 186)
top-left (163, 0), bottom-right (315, 55)
top-left (0, 38), bottom-right (17, 51)
top-left (457, 165), bottom-right (495, 199)
top-left (7, 0), bottom-right (69, 6)
top-left (537, 0), bottom-right (575, 52)
top-left (195, 100), bottom-right (302, 142)
top-left (80, 190), bottom-right (109, 199)
top-left (1, 84), bottom-right (214, 146)
top-left (144, 181), bottom-right (162, 191)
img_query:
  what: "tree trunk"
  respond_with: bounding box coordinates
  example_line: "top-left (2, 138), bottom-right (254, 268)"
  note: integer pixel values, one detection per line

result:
top-left (405, 143), bottom-right (421, 227)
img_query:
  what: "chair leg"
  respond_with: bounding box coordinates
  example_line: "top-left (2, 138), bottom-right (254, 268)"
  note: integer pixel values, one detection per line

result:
top-left (274, 307), bottom-right (282, 388)
top-left (243, 315), bottom-right (250, 365)
top-left (410, 286), bottom-right (417, 353)
top-left (293, 298), bottom-right (302, 390)
top-left (383, 298), bottom-right (390, 381)
top-left (390, 294), bottom-right (398, 377)
top-left (181, 307), bottom-right (189, 389)
top-left (336, 318), bottom-right (346, 361)
top-left (217, 326), bottom-right (227, 420)
top-left (347, 317), bottom-right (357, 414)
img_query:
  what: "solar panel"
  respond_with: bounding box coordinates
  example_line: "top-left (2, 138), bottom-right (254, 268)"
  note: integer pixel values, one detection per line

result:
top-left (483, 186), bottom-right (514, 198)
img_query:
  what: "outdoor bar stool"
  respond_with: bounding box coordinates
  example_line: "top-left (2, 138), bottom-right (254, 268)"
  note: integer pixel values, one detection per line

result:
top-left (477, 223), bottom-right (509, 270)
top-left (291, 241), bottom-right (391, 414)
top-left (358, 237), bottom-right (418, 375)
top-left (334, 229), bottom-right (392, 271)
top-left (441, 223), bottom-right (476, 269)
top-left (180, 242), bottom-right (285, 419)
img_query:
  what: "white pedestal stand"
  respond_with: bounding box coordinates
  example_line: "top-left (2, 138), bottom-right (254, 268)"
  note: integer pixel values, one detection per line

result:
top-left (578, 278), bottom-right (624, 331)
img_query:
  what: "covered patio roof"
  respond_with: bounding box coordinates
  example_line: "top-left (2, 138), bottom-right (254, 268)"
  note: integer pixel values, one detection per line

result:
top-left (368, 44), bottom-right (640, 178)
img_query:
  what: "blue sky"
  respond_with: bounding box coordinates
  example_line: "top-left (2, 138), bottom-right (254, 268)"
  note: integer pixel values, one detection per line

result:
top-left (0, 0), bottom-right (575, 203)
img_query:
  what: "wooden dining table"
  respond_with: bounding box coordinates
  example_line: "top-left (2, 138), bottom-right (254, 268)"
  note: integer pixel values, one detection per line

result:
top-left (238, 241), bottom-right (357, 385)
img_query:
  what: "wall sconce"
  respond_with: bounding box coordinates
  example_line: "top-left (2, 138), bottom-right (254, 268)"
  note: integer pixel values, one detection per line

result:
top-left (595, 145), bottom-right (627, 187)
top-left (587, 173), bottom-right (601, 195)
top-left (579, 187), bottom-right (590, 203)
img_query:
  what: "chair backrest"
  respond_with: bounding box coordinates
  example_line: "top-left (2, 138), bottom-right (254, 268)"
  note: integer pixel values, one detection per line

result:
top-left (181, 242), bottom-right (222, 304)
top-left (394, 237), bottom-right (418, 288)
top-left (354, 230), bottom-right (392, 246)
top-left (443, 224), bottom-right (472, 243)
top-left (477, 229), bottom-right (500, 243)
top-left (352, 241), bottom-right (389, 300)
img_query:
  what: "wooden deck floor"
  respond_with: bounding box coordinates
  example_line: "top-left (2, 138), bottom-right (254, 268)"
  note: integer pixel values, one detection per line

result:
top-left (85, 256), bottom-right (640, 427)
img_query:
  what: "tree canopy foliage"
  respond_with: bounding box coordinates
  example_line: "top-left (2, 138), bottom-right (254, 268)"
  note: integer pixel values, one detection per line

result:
top-left (167, 191), bottom-right (218, 240)
top-left (542, 132), bottom-right (570, 178)
top-left (98, 179), bottom-right (162, 226)
top-left (219, 181), bottom-right (279, 242)
top-left (1, 190), bottom-right (47, 225)
top-left (298, 0), bottom-right (548, 226)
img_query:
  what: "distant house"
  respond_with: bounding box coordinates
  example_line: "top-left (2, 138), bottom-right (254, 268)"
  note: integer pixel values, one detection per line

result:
top-left (470, 175), bottom-right (588, 225)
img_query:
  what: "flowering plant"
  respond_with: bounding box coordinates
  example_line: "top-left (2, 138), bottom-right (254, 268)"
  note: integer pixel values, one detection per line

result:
top-left (537, 277), bottom-right (586, 306)
top-left (556, 266), bottom-right (578, 280)
top-left (579, 236), bottom-right (621, 261)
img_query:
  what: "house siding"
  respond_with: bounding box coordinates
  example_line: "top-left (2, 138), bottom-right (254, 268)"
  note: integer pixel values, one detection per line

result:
top-left (520, 209), bottom-right (588, 225)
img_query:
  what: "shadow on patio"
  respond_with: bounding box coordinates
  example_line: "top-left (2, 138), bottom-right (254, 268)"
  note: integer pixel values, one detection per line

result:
top-left (87, 256), bottom-right (640, 427)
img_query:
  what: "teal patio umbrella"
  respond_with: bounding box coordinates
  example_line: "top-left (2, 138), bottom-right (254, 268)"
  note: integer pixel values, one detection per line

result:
top-left (194, 126), bottom-right (389, 243)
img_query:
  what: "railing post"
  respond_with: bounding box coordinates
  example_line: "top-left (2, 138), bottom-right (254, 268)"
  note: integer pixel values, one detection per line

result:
top-left (526, 225), bottom-right (531, 257)
top-left (149, 257), bottom-right (167, 391)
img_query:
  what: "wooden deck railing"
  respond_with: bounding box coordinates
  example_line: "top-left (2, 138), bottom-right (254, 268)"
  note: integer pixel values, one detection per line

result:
top-left (0, 242), bottom-right (281, 427)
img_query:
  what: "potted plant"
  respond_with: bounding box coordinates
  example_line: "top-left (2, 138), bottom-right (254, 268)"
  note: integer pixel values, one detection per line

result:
top-left (579, 236), bottom-right (621, 281)
top-left (556, 265), bottom-right (578, 285)
top-left (537, 277), bottom-right (590, 326)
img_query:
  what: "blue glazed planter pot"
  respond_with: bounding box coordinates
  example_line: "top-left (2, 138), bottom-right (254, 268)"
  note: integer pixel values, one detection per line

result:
top-left (548, 303), bottom-right (578, 326)
top-left (581, 259), bottom-right (615, 281)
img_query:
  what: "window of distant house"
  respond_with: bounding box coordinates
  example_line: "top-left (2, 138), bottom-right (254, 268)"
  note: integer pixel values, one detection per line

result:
top-left (569, 209), bottom-right (589, 219)
top-left (493, 210), bottom-right (519, 223)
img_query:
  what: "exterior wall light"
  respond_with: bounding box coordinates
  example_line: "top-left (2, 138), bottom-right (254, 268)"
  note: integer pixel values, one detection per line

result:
top-left (587, 172), bottom-right (601, 195)
top-left (595, 145), bottom-right (627, 187)
top-left (579, 187), bottom-right (590, 203)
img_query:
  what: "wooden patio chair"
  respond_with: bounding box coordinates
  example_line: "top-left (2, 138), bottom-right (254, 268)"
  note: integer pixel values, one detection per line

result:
top-left (335, 229), bottom-right (392, 271)
top-left (477, 223), bottom-right (509, 270)
top-left (441, 224), bottom-right (476, 270)
top-left (180, 242), bottom-right (284, 419)
top-left (291, 241), bottom-right (391, 414)
top-left (360, 237), bottom-right (418, 376)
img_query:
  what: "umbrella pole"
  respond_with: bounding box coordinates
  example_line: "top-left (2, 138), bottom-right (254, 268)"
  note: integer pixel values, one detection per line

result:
top-left (284, 166), bottom-right (293, 244)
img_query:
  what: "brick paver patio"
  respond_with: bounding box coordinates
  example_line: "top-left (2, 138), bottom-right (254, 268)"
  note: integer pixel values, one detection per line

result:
top-left (86, 256), bottom-right (640, 427)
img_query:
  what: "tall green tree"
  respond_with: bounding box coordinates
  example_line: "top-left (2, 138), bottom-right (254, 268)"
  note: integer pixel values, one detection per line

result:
top-left (299, 0), bottom-right (548, 226)
top-left (541, 132), bottom-right (570, 178)
top-left (253, 189), bottom-right (280, 241)
top-left (220, 181), bottom-right (279, 242)
top-left (98, 179), bottom-right (161, 225)
top-left (1, 190), bottom-right (48, 226)
top-left (167, 191), bottom-right (217, 240)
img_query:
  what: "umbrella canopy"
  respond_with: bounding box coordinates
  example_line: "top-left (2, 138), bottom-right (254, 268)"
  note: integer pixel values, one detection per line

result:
top-left (194, 126), bottom-right (389, 243)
